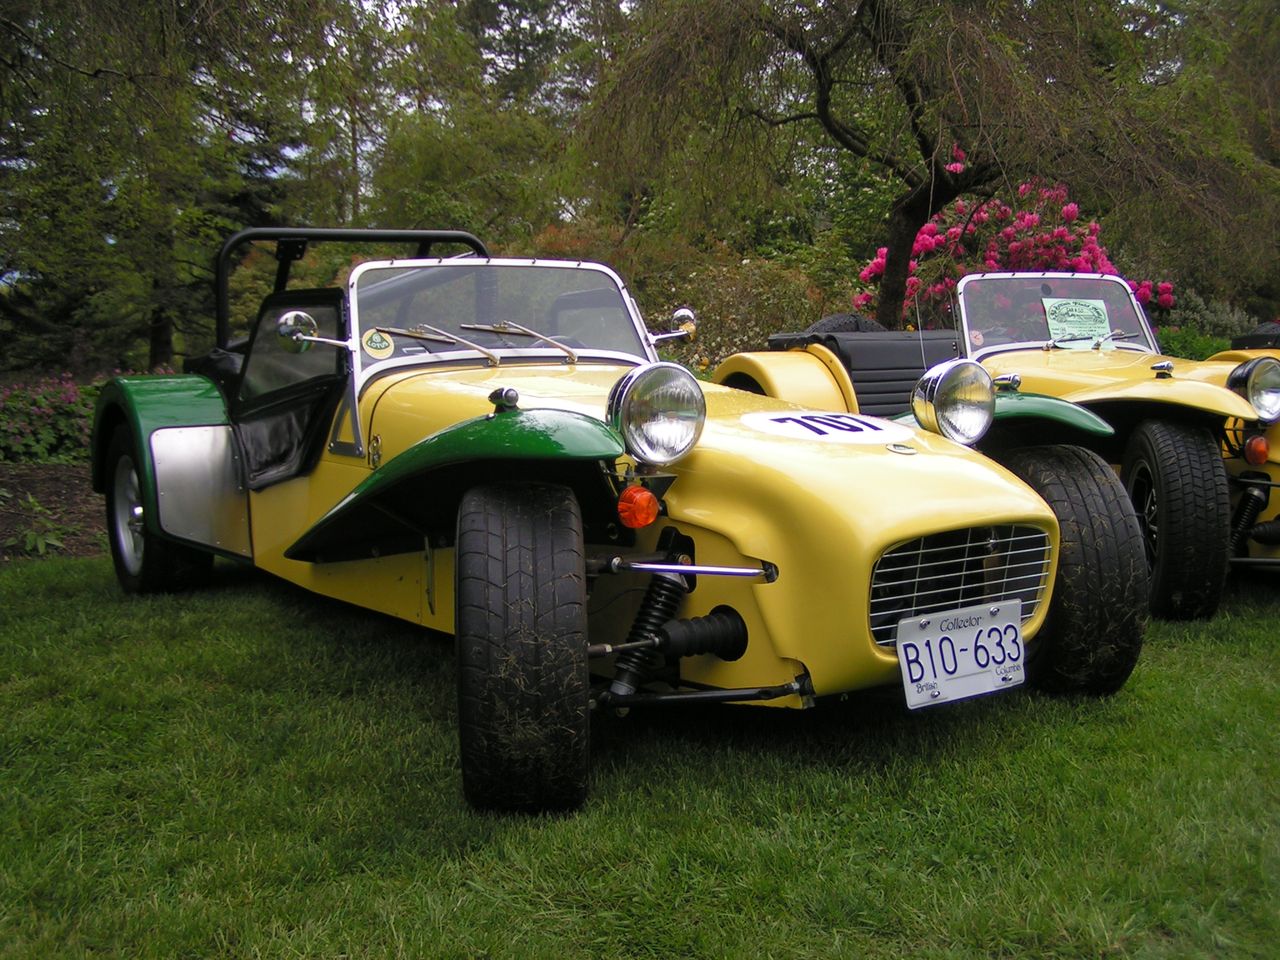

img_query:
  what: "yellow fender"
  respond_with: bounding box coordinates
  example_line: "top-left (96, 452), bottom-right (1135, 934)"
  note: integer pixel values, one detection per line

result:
top-left (712, 345), bottom-right (859, 413)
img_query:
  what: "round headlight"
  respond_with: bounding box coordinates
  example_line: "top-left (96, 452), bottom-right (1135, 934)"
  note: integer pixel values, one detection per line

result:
top-left (1229, 356), bottom-right (1280, 423)
top-left (606, 363), bottom-right (706, 466)
top-left (911, 359), bottom-right (995, 445)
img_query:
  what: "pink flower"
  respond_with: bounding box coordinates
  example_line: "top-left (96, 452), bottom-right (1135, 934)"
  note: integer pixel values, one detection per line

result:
top-left (852, 292), bottom-right (874, 310)
top-left (1018, 182), bottom-right (1033, 198)
top-left (1134, 285), bottom-right (1152, 305)
top-left (1157, 292), bottom-right (1175, 309)
top-left (1061, 203), bottom-right (1079, 222)
top-left (1157, 281), bottom-right (1173, 295)
top-left (945, 162), bottom-right (965, 174)
top-left (952, 144), bottom-right (966, 162)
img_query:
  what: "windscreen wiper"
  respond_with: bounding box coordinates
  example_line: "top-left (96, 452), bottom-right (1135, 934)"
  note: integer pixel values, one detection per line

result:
top-left (462, 321), bottom-right (579, 362)
top-left (375, 324), bottom-right (500, 365)
top-left (1092, 330), bottom-right (1139, 349)
top-left (1043, 332), bottom-right (1091, 350)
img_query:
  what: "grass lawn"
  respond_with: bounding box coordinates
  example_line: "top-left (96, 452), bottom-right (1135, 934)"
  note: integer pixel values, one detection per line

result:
top-left (1, 557), bottom-right (1277, 959)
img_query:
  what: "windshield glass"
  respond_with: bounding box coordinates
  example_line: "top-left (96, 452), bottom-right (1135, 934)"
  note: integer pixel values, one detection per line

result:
top-left (351, 261), bottom-right (648, 364)
top-left (959, 275), bottom-right (1155, 352)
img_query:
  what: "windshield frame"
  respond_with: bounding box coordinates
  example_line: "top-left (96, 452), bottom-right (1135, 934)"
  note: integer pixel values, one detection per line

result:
top-left (957, 272), bottom-right (1159, 360)
top-left (345, 257), bottom-right (657, 393)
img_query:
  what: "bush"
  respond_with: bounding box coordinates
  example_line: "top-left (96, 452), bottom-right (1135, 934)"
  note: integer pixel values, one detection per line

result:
top-left (652, 259), bottom-right (828, 373)
top-left (1164, 289), bottom-right (1257, 340)
top-left (530, 220), bottom-right (834, 371)
top-left (0, 374), bottom-right (99, 463)
top-left (851, 179), bottom-right (1177, 328)
top-left (1152, 327), bottom-right (1231, 361)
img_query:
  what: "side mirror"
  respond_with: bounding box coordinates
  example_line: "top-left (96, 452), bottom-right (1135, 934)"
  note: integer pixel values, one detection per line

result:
top-left (277, 310), bottom-right (319, 353)
top-left (651, 306), bottom-right (697, 346)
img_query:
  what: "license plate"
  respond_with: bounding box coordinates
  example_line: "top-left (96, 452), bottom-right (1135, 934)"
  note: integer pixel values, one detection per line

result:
top-left (895, 600), bottom-right (1025, 709)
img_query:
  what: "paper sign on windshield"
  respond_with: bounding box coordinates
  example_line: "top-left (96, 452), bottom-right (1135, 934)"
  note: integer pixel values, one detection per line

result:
top-left (1043, 298), bottom-right (1111, 348)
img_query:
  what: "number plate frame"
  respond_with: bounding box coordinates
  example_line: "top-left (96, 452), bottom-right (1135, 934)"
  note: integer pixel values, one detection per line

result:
top-left (895, 600), bottom-right (1025, 709)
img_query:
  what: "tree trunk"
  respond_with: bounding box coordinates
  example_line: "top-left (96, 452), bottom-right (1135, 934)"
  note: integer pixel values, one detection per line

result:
top-left (875, 177), bottom-right (963, 329)
top-left (148, 306), bottom-right (174, 371)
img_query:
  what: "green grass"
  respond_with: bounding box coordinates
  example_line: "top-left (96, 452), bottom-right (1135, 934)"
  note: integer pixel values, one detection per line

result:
top-left (2, 559), bottom-right (1277, 959)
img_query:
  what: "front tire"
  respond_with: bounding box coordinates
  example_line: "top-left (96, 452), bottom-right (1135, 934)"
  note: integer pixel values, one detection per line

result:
top-left (104, 426), bottom-right (212, 593)
top-left (1121, 419), bottom-right (1230, 619)
top-left (998, 445), bottom-right (1147, 695)
top-left (455, 482), bottom-right (590, 812)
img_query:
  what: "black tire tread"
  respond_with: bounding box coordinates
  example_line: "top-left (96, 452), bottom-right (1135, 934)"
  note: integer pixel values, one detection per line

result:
top-left (1121, 419), bottom-right (1230, 619)
top-left (455, 482), bottom-right (589, 812)
top-left (998, 445), bottom-right (1147, 695)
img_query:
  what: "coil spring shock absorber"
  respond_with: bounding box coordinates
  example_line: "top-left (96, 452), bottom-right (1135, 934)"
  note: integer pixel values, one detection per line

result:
top-left (1229, 485), bottom-right (1269, 555)
top-left (608, 572), bottom-right (688, 697)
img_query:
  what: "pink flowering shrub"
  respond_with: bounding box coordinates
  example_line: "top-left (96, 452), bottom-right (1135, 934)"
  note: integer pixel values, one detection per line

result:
top-left (0, 374), bottom-right (101, 462)
top-left (853, 179), bottom-right (1176, 326)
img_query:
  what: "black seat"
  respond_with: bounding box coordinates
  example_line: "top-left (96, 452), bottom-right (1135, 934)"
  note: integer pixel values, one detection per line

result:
top-left (769, 329), bottom-right (960, 417)
top-left (1231, 322), bottom-right (1280, 350)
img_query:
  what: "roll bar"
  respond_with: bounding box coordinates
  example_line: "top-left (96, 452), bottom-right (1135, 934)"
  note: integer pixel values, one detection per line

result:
top-left (214, 227), bottom-right (489, 348)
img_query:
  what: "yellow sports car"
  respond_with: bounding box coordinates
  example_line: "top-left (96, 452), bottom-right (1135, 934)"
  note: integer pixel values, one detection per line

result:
top-left (725, 273), bottom-right (1280, 619)
top-left (92, 230), bottom-right (1145, 812)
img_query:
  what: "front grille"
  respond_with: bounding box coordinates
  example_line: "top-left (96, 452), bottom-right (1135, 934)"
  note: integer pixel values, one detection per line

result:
top-left (869, 525), bottom-right (1051, 646)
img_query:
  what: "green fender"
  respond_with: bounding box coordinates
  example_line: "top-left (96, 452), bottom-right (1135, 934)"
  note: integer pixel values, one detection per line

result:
top-left (90, 375), bottom-right (229, 501)
top-left (285, 408), bottom-right (626, 562)
top-left (989, 390), bottom-right (1114, 435)
top-left (895, 390), bottom-right (1114, 437)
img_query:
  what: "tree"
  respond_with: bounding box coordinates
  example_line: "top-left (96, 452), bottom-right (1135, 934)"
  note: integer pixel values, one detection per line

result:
top-left (581, 0), bottom-right (1277, 327)
top-left (0, 1), bottom-right (329, 369)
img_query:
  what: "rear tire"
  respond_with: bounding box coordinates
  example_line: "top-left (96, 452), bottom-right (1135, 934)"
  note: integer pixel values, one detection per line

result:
top-left (1121, 419), bottom-right (1230, 619)
top-left (998, 445), bottom-right (1147, 695)
top-left (104, 426), bottom-right (213, 593)
top-left (455, 482), bottom-right (590, 812)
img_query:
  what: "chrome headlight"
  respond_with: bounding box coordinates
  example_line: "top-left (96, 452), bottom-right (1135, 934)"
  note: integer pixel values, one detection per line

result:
top-left (912, 359), bottom-right (995, 445)
top-left (1228, 356), bottom-right (1280, 423)
top-left (607, 362), bottom-right (706, 466)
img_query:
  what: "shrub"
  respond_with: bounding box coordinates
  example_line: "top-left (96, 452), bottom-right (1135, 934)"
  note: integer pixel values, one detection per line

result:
top-left (1164, 289), bottom-right (1257, 341)
top-left (1151, 327), bottom-right (1231, 361)
top-left (530, 220), bottom-right (834, 370)
top-left (651, 259), bottom-right (827, 372)
top-left (0, 374), bottom-right (99, 463)
top-left (852, 180), bottom-right (1176, 328)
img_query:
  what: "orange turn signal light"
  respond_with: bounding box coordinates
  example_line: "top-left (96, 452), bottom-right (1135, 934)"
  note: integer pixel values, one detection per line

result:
top-left (617, 485), bottom-right (660, 528)
top-left (1245, 434), bottom-right (1270, 466)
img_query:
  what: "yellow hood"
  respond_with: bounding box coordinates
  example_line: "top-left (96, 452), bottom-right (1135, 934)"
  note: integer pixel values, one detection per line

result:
top-left (979, 348), bottom-right (1257, 420)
